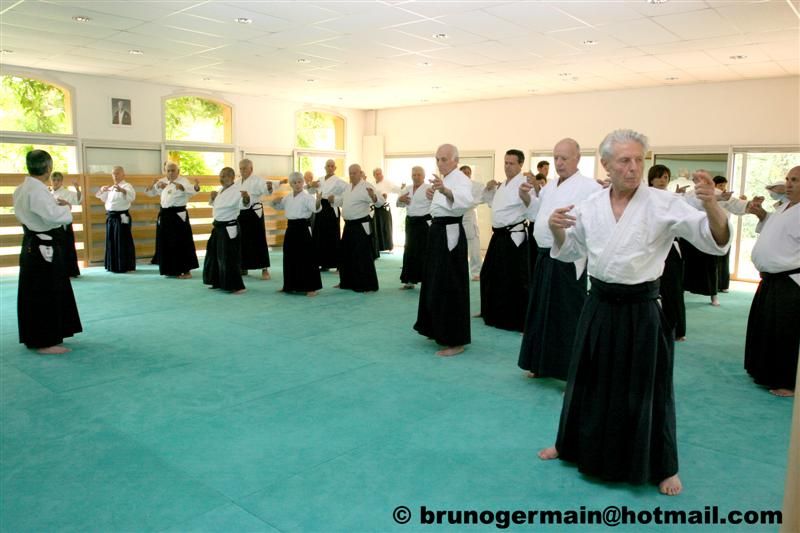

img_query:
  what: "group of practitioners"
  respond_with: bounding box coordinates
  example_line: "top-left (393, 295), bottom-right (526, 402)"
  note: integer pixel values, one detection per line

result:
top-left (12, 128), bottom-right (798, 497)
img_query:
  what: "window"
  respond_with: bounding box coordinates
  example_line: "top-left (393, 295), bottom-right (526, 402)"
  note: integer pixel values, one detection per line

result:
top-left (163, 96), bottom-right (233, 176)
top-left (296, 111), bottom-right (344, 151)
top-left (0, 75), bottom-right (77, 174)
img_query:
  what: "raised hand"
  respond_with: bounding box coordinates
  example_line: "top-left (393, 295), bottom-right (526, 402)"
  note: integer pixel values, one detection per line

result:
top-left (548, 205), bottom-right (576, 230)
top-left (485, 179), bottom-right (500, 191)
top-left (692, 170), bottom-right (717, 205)
top-left (210, 190), bottom-right (218, 202)
top-left (675, 183), bottom-right (689, 194)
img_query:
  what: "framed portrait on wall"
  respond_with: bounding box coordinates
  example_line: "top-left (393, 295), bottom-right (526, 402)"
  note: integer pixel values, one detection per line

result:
top-left (111, 97), bottom-right (132, 126)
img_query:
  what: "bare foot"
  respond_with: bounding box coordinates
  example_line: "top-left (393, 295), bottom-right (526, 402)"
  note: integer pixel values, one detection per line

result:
top-left (400, 284), bottom-right (415, 290)
top-left (233, 289), bottom-right (247, 295)
top-left (525, 371), bottom-right (538, 378)
top-left (37, 345), bottom-right (70, 354)
top-left (436, 346), bottom-right (464, 357)
top-left (658, 474), bottom-right (682, 496)
top-left (769, 388), bottom-right (794, 397)
top-left (177, 273), bottom-right (192, 279)
top-left (710, 296), bottom-right (720, 306)
top-left (334, 284), bottom-right (341, 288)
top-left (676, 336), bottom-right (686, 342)
top-left (471, 275), bottom-right (480, 281)
top-left (261, 269), bottom-right (271, 280)
top-left (538, 446), bottom-right (558, 460)
top-left (473, 313), bottom-right (482, 318)
top-left (276, 288), bottom-right (284, 293)
top-left (307, 291), bottom-right (318, 297)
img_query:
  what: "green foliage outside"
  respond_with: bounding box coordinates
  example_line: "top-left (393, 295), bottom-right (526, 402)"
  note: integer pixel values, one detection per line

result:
top-left (164, 96), bottom-right (225, 143)
top-left (0, 75), bottom-right (70, 134)
top-left (296, 111), bottom-right (338, 150)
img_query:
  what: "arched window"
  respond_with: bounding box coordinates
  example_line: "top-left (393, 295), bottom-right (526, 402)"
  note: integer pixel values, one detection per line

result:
top-left (163, 95), bottom-right (233, 175)
top-left (295, 110), bottom-right (345, 178)
top-left (0, 75), bottom-right (77, 173)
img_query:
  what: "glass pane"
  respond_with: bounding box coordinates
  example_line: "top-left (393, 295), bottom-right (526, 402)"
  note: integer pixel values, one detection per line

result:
top-left (296, 111), bottom-right (344, 151)
top-left (167, 150), bottom-right (233, 176)
top-left (735, 151), bottom-right (800, 281)
top-left (244, 153), bottom-right (293, 178)
top-left (0, 76), bottom-right (72, 134)
top-left (653, 154), bottom-right (728, 192)
top-left (164, 96), bottom-right (231, 143)
top-left (85, 147), bottom-right (161, 174)
top-left (0, 143), bottom-right (78, 173)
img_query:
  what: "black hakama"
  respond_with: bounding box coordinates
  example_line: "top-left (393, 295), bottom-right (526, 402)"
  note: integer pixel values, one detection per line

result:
top-left (104, 210), bottom-right (136, 273)
top-left (400, 214), bottom-right (430, 285)
top-left (313, 199), bottom-right (341, 270)
top-left (659, 242), bottom-right (686, 339)
top-left (62, 223), bottom-right (80, 277)
top-left (238, 204), bottom-right (270, 270)
top-left (155, 206), bottom-right (198, 276)
top-left (369, 214), bottom-right (380, 259)
top-left (17, 226), bottom-right (82, 349)
top-left (203, 220), bottom-right (245, 292)
top-left (479, 224), bottom-right (529, 331)
top-left (518, 250), bottom-right (588, 379)
top-left (717, 250), bottom-right (730, 291)
top-left (526, 222), bottom-right (539, 284)
top-left (744, 268), bottom-right (800, 391)
top-left (338, 216), bottom-right (379, 292)
top-left (555, 278), bottom-right (678, 486)
top-left (414, 216), bottom-right (471, 347)
top-left (681, 239), bottom-right (718, 296)
top-left (374, 204), bottom-right (393, 251)
top-left (283, 218), bottom-right (322, 293)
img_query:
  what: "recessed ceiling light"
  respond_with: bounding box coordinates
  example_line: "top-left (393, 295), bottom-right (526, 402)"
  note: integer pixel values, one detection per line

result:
top-left (306, 78), bottom-right (317, 83)
top-left (431, 85), bottom-right (441, 89)
top-left (72, 15), bottom-right (91, 22)
top-left (296, 58), bottom-right (311, 64)
top-left (729, 54), bottom-right (747, 60)
top-left (558, 72), bottom-right (572, 77)
top-left (665, 76), bottom-right (679, 81)
top-left (432, 33), bottom-right (448, 39)
top-left (527, 89), bottom-right (537, 93)
top-left (0, 49), bottom-right (14, 54)
top-left (647, 0), bottom-right (668, 4)
top-left (418, 61), bottom-right (433, 67)
top-left (582, 40), bottom-right (598, 46)
top-left (202, 77), bottom-right (212, 81)
top-left (420, 99), bottom-right (429, 102)
top-left (235, 17), bottom-right (253, 24)
top-left (128, 49), bottom-right (144, 55)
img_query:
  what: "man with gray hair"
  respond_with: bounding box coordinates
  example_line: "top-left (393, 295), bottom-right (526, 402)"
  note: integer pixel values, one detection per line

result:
top-left (413, 144), bottom-right (474, 357)
top-left (538, 129), bottom-right (731, 496)
top-left (96, 166), bottom-right (137, 273)
top-left (237, 158), bottom-right (277, 280)
top-left (518, 138), bottom-right (600, 379)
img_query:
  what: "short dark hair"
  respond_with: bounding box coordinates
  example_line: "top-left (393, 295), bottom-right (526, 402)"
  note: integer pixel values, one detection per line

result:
top-left (506, 149), bottom-right (525, 165)
top-left (713, 175), bottom-right (728, 185)
top-left (51, 171), bottom-right (65, 180)
top-left (26, 150), bottom-right (53, 177)
top-left (535, 173), bottom-right (547, 182)
top-left (647, 164), bottom-right (671, 186)
top-left (536, 160), bottom-right (549, 170)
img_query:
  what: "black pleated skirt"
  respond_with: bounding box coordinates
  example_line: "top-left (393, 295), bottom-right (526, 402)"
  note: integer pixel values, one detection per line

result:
top-left (414, 217), bottom-right (470, 347)
top-left (400, 215), bottom-right (430, 284)
top-left (681, 239), bottom-right (718, 296)
top-left (338, 216), bottom-right (379, 292)
top-left (283, 218), bottom-right (322, 293)
top-left (659, 243), bottom-right (686, 338)
top-left (374, 205), bottom-right (393, 251)
top-left (518, 251), bottom-right (588, 379)
top-left (479, 225), bottom-right (528, 331)
top-left (62, 223), bottom-right (80, 277)
top-left (744, 269), bottom-right (800, 390)
top-left (203, 220), bottom-right (244, 292)
top-left (156, 206), bottom-right (198, 276)
top-left (105, 210), bottom-right (136, 273)
top-left (238, 205), bottom-right (270, 269)
top-left (17, 226), bottom-right (82, 348)
top-left (312, 199), bottom-right (341, 270)
top-left (555, 278), bottom-right (678, 486)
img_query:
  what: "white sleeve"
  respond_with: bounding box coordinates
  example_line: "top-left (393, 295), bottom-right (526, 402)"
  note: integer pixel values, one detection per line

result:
top-left (96, 189), bottom-right (109, 202)
top-left (550, 205), bottom-right (587, 263)
top-left (669, 196), bottom-right (731, 255)
top-left (124, 183), bottom-right (136, 203)
top-left (31, 188), bottom-right (72, 225)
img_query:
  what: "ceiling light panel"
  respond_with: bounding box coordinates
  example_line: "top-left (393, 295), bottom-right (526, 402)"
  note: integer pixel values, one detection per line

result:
top-left (652, 9), bottom-right (740, 40)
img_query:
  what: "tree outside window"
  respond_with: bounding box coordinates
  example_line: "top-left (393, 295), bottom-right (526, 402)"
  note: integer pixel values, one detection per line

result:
top-left (164, 96), bottom-right (233, 176)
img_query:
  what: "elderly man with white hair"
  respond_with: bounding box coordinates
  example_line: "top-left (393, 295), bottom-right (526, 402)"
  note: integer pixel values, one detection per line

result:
top-left (237, 158), bottom-right (278, 280)
top-left (413, 144), bottom-right (474, 357)
top-left (537, 129), bottom-right (731, 496)
top-left (272, 172), bottom-right (323, 296)
top-left (96, 166), bottom-right (137, 273)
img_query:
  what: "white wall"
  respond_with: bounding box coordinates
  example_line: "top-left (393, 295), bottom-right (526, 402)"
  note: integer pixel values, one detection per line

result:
top-left (376, 76), bottom-right (800, 177)
top-left (6, 66), bottom-right (367, 168)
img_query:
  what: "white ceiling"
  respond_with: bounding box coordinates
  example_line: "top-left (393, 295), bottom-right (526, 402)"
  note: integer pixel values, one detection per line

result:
top-left (1, 0), bottom-right (798, 109)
